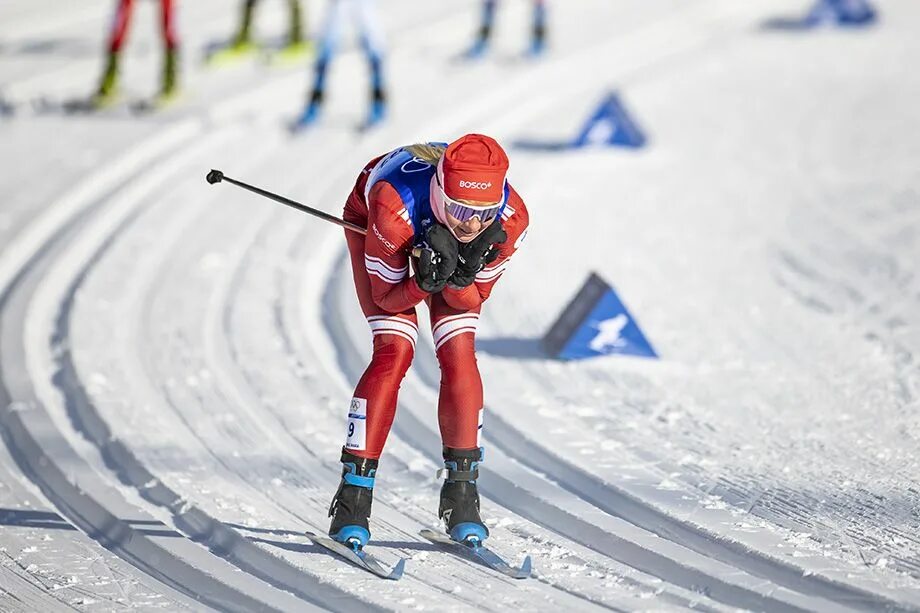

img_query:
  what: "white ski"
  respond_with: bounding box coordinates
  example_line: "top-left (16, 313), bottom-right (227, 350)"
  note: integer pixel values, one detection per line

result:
top-left (306, 532), bottom-right (405, 580)
top-left (419, 529), bottom-right (532, 579)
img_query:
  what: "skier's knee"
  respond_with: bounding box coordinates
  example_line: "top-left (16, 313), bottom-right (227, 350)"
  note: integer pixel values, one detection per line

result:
top-left (436, 335), bottom-right (478, 377)
top-left (371, 334), bottom-right (415, 377)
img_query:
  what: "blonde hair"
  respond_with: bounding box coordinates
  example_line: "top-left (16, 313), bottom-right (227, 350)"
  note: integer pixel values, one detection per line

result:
top-left (404, 143), bottom-right (446, 165)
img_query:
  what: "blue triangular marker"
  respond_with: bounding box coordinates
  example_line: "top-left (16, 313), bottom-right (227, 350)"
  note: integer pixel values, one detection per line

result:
top-left (543, 273), bottom-right (657, 360)
top-left (573, 93), bottom-right (646, 149)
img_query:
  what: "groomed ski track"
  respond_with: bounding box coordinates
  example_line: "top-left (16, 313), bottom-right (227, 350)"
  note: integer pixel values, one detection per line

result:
top-left (2, 0), bottom-right (919, 611)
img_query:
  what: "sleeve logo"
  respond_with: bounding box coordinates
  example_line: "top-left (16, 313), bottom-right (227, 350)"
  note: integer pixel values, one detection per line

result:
top-left (372, 223), bottom-right (397, 251)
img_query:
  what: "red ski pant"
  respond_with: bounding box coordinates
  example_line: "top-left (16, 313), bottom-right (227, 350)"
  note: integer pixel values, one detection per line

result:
top-left (107, 0), bottom-right (178, 52)
top-left (344, 230), bottom-right (484, 460)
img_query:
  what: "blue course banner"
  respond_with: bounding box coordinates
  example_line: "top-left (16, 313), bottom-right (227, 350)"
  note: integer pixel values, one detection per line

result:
top-left (542, 273), bottom-right (657, 360)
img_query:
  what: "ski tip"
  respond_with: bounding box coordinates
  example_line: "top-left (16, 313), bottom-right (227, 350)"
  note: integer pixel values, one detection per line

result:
top-left (388, 557), bottom-right (406, 581)
top-left (305, 531), bottom-right (329, 546)
top-left (517, 555), bottom-right (533, 579)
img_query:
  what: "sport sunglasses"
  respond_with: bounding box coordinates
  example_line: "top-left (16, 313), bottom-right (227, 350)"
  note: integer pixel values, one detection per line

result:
top-left (436, 173), bottom-right (504, 223)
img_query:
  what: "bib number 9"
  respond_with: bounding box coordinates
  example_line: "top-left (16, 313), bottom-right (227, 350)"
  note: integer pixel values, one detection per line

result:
top-left (345, 397), bottom-right (367, 451)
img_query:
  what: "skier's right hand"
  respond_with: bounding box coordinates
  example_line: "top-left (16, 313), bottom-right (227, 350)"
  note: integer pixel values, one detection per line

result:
top-left (448, 221), bottom-right (507, 288)
top-left (415, 224), bottom-right (459, 293)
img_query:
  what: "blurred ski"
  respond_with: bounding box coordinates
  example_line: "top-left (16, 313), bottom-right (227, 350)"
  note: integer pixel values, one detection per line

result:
top-left (205, 41), bottom-right (261, 67)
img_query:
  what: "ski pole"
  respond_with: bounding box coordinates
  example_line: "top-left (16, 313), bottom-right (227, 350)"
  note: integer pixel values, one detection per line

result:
top-left (206, 169), bottom-right (423, 257)
top-left (206, 169), bottom-right (368, 235)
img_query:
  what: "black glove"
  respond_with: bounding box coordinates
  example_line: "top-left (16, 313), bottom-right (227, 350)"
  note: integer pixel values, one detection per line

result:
top-left (415, 224), bottom-right (459, 293)
top-left (448, 222), bottom-right (507, 288)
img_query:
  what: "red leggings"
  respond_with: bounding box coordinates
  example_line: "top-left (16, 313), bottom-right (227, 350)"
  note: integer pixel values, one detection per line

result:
top-left (344, 230), bottom-right (484, 460)
top-left (107, 0), bottom-right (178, 52)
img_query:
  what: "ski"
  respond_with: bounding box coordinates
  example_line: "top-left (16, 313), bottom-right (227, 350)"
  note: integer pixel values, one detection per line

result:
top-left (205, 42), bottom-right (261, 68)
top-left (0, 95), bottom-right (14, 118)
top-left (305, 531), bottom-right (405, 580)
top-left (265, 42), bottom-right (312, 67)
top-left (130, 93), bottom-right (181, 115)
top-left (30, 96), bottom-right (112, 116)
top-left (419, 529), bottom-right (532, 579)
top-left (28, 94), bottom-right (178, 118)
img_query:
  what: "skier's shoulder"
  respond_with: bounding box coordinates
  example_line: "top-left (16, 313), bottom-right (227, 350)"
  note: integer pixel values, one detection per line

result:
top-left (367, 181), bottom-right (414, 248)
top-left (368, 178), bottom-right (410, 215)
top-left (501, 182), bottom-right (530, 238)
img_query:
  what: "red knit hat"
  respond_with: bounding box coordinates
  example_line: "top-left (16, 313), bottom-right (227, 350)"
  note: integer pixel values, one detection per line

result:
top-left (438, 134), bottom-right (509, 204)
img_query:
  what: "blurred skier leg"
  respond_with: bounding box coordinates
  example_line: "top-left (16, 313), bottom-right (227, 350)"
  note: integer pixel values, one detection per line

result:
top-left (529, 0), bottom-right (547, 57)
top-left (465, 0), bottom-right (496, 59)
top-left (355, 0), bottom-right (387, 126)
top-left (94, 0), bottom-right (135, 105)
top-left (207, 0), bottom-right (260, 65)
top-left (295, 0), bottom-right (346, 126)
top-left (158, 0), bottom-right (180, 102)
top-left (273, 0), bottom-right (312, 63)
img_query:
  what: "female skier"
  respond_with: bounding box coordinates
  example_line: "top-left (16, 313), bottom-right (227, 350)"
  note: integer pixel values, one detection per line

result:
top-left (93, 0), bottom-right (180, 107)
top-left (328, 134), bottom-right (530, 548)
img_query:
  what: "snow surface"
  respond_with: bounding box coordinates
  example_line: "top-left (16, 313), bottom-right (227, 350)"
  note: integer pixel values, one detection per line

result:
top-left (1, 0), bottom-right (919, 610)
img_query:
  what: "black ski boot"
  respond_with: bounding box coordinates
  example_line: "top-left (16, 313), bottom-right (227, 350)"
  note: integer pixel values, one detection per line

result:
top-left (438, 447), bottom-right (489, 545)
top-left (328, 448), bottom-right (377, 550)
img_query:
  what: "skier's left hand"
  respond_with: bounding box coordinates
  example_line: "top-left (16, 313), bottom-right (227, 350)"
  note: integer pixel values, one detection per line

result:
top-left (448, 221), bottom-right (507, 288)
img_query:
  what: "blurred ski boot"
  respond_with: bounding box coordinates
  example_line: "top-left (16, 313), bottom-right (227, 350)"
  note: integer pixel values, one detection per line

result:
top-left (154, 47), bottom-right (180, 106)
top-left (528, 34), bottom-right (546, 57)
top-left (93, 51), bottom-right (120, 107)
top-left (464, 37), bottom-right (489, 59)
top-left (207, 37), bottom-right (259, 66)
top-left (271, 0), bottom-right (312, 64)
top-left (439, 447), bottom-right (489, 546)
top-left (270, 40), bottom-right (312, 65)
top-left (207, 5), bottom-right (259, 68)
top-left (212, 0), bottom-right (260, 64)
top-left (365, 88), bottom-right (387, 127)
top-left (328, 449), bottom-right (377, 550)
top-left (294, 89), bottom-right (322, 128)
